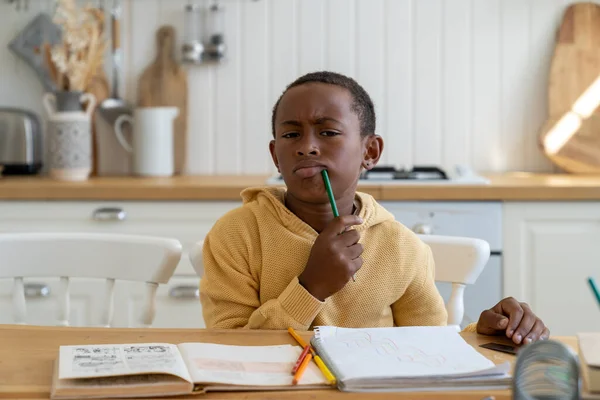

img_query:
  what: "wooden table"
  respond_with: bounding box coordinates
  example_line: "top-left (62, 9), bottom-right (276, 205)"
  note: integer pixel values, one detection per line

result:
top-left (0, 325), bottom-right (577, 400)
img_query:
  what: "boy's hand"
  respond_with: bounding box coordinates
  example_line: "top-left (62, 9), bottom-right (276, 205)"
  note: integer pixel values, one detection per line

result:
top-left (477, 297), bottom-right (550, 345)
top-left (298, 215), bottom-right (363, 301)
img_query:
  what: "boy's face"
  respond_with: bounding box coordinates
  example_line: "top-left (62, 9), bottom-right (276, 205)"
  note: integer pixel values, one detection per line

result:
top-left (270, 82), bottom-right (381, 204)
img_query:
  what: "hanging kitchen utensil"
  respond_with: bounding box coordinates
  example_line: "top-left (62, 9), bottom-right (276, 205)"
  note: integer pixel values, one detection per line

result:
top-left (8, 12), bottom-right (62, 92)
top-left (97, 0), bottom-right (132, 127)
top-left (138, 25), bottom-right (188, 175)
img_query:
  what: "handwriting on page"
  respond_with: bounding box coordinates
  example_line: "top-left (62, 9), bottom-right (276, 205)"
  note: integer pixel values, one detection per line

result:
top-left (123, 345), bottom-right (179, 371)
top-left (72, 346), bottom-right (124, 373)
top-left (334, 329), bottom-right (447, 368)
top-left (72, 345), bottom-right (178, 374)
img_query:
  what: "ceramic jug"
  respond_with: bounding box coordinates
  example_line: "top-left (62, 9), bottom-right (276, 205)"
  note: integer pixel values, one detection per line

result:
top-left (114, 107), bottom-right (179, 177)
top-left (43, 91), bottom-right (96, 181)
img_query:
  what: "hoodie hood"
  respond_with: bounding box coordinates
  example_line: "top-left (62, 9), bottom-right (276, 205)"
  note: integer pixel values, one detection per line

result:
top-left (240, 186), bottom-right (395, 236)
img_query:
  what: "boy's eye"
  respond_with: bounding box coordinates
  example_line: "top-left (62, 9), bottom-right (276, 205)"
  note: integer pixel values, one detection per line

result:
top-left (320, 131), bottom-right (340, 137)
top-left (281, 132), bottom-right (299, 138)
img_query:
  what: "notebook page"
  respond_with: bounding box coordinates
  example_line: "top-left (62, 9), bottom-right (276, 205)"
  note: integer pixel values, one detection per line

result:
top-left (177, 343), bottom-right (327, 386)
top-left (314, 326), bottom-right (498, 381)
top-left (579, 333), bottom-right (600, 367)
top-left (58, 343), bottom-right (192, 382)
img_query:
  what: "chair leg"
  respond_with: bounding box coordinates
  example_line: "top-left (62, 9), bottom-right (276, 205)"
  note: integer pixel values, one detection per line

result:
top-left (139, 282), bottom-right (158, 327)
top-left (447, 283), bottom-right (466, 327)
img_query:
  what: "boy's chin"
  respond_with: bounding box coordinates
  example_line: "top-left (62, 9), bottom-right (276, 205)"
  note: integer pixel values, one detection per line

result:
top-left (283, 178), bottom-right (329, 204)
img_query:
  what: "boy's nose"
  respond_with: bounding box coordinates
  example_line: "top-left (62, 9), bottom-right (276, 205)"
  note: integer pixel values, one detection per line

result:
top-left (296, 135), bottom-right (320, 156)
top-left (296, 146), bottom-right (320, 156)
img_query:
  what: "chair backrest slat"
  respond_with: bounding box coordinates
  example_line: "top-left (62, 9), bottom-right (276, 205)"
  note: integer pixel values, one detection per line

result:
top-left (57, 277), bottom-right (70, 327)
top-left (102, 278), bottom-right (116, 327)
top-left (12, 277), bottom-right (26, 325)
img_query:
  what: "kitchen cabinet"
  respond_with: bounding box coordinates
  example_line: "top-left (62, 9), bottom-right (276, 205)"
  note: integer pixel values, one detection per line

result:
top-left (504, 202), bottom-right (600, 336)
top-left (119, 277), bottom-right (205, 328)
top-left (0, 278), bottom-right (107, 326)
top-left (0, 201), bottom-right (240, 327)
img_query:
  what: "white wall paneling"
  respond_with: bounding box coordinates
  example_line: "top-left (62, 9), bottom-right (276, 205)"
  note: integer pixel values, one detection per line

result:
top-left (0, 0), bottom-right (590, 175)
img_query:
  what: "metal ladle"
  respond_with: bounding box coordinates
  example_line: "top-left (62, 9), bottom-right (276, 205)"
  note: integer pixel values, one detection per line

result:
top-left (98, 0), bottom-right (132, 127)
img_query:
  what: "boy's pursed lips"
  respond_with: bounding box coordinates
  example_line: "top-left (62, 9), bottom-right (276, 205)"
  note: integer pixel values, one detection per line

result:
top-left (292, 160), bottom-right (328, 178)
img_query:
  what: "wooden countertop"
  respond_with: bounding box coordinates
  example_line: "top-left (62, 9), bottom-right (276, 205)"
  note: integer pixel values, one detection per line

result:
top-left (0, 324), bottom-right (568, 400)
top-left (2, 172), bottom-right (600, 201)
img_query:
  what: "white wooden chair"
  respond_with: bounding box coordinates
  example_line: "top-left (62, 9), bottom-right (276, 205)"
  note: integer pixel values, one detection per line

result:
top-left (0, 232), bottom-right (182, 327)
top-left (189, 240), bottom-right (204, 277)
top-left (418, 234), bottom-right (490, 328)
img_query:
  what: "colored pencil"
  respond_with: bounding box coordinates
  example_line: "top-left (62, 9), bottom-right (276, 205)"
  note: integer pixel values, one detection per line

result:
top-left (321, 169), bottom-right (355, 282)
top-left (292, 343), bottom-right (311, 374)
top-left (588, 277), bottom-right (600, 309)
top-left (292, 353), bottom-right (312, 385)
top-left (287, 327), bottom-right (336, 385)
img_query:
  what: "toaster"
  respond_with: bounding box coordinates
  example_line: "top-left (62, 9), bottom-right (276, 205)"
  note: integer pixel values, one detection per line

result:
top-left (0, 108), bottom-right (43, 175)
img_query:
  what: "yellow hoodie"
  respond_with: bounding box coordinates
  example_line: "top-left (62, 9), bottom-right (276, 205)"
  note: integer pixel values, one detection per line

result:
top-left (200, 187), bottom-right (450, 331)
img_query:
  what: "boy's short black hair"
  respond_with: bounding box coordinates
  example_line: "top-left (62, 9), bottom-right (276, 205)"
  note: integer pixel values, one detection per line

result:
top-left (271, 71), bottom-right (376, 138)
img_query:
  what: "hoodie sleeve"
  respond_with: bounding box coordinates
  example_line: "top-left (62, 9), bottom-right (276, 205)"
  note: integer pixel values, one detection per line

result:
top-left (391, 244), bottom-right (448, 327)
top-left (199, 209), bottom-right (325, 330)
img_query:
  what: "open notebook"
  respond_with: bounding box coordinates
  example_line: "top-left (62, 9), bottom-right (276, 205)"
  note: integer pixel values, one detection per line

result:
top-left (310, 326), bottom-right (512, 392)
top-left (50, 342), bottom-right (331, 399)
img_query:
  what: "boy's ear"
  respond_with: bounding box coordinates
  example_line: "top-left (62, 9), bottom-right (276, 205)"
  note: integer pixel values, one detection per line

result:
top-left (269, 140), bottom-right (280, 172)
top-left (362, 134), bottom-right (384, 170)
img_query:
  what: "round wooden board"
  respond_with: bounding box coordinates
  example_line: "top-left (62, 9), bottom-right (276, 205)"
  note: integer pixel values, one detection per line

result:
top-left (540, 2), bottom-right (600, 173)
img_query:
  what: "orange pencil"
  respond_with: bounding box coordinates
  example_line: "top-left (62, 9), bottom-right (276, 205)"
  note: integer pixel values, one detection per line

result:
top-left (292, 353), bottom-right (312, 385)
top-left (291, 344), bottom-right (311, 374)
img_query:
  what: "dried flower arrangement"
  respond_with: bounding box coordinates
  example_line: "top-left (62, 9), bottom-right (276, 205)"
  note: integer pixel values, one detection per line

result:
top-left (43, 0), bottom-right (107, 92)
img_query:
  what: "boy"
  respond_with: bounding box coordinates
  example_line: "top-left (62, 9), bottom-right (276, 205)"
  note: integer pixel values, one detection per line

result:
top-left (200, 71), bottom-right (549, 345)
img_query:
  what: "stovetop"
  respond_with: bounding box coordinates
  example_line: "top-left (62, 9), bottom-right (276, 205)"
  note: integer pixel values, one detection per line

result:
top-left (361, 166), bottom-right (448, 180)
top-left (266, 165), bottom-right (490, 185)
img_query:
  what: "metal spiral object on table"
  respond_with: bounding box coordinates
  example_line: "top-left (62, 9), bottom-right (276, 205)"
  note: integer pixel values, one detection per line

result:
top-left (513, 339), bottom-right (580, 400)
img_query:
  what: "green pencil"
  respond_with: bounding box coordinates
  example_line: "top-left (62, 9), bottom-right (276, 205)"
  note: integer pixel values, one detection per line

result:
top-left (588, 277), bottom-right (600, 310)
top-left (321, 169), bottom-right (355, 282)
top-left (321, 169), bottom-right (339, 218)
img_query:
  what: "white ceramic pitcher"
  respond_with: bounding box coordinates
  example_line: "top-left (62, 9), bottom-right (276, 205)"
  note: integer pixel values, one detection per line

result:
top-left (114, 107), bottom-right (179, 177)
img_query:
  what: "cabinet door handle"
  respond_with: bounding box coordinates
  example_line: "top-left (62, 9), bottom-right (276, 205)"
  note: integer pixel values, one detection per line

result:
top-left (92, 207), bottom-right (127, 221)
top-left (169, 285), bottom-right (199, 300)
top-left (412, 223), bottom-right (433, 235)
top-left (24, 283), bottom-right (50, 298)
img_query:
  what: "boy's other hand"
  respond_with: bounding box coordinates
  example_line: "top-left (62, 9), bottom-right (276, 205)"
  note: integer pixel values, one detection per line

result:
top-left (476, 297), bottom-right (550, 345)
top-left (298, 215), bottom-right (364, 301)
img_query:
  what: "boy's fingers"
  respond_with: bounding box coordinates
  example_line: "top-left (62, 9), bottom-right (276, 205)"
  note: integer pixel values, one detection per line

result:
top-left (346, 243), bottom-right (364, 260)
top-left (339, 229), bottom-right (360, 246)
top-left (477, 310), bottom-right (508, 335)
top-left (326, 215), bottom-right (363, 236)
top-left (523, 319), bottom-right (546, 344)
top-left (349, 257), bottom-right (363, 274)
top-left (540, 327), bottom-right (551, 340)
top-left (512, 304), bottom-right (536, 344)
top-left (494, 297), bottom-right (523, 338)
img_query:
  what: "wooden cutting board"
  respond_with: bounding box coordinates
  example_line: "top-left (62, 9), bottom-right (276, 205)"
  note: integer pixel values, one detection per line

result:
top-left (85, 7), bottom-right (110, 176)
top-left (138, 25), bottom-right (188, 175)
top-left (540, 2), bottom-right (600, 173)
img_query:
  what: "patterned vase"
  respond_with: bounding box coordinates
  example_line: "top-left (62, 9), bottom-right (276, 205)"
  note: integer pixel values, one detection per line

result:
top-left (43, 92), bottom-right (96, 181)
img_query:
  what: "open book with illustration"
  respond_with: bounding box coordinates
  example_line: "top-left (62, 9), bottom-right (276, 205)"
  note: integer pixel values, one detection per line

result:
top-left (50, 342), bottom-right (330, 399)
top-left (310, 326), bottom-right (512, 392)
